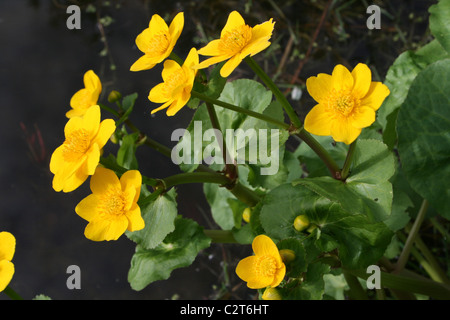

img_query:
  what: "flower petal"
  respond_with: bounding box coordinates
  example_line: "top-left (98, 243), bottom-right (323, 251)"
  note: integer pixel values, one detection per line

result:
top-left (350, 106), bottom-right (376, 129)
top-left (90, 166), bottom-right (121, 195)
top-left (0, 232), bottom-right (15, 262)
top-left (195, 54), bottom-right (230, 70)
top-left (126, 204), bottom-right (145, 232)
top-left (84, 216), bottom-right (128, 241)
top-left (166, 90), bottom-right (191, 116)
top-left (93, 119), bottom-right (116, 149)
top-left (168, 12), bottom-right (184, 46)
top-left (241, 39), bottom-right (271, 58)
top-left (250, 19), bottom-right (275, 43)
top-left (306, 73), bottom-right (334, 103)
top-left (221, 11), bottom-right (245, 37)
top-left (61, 167), bottom-right (89, 193)
top-left (220, 54), bottom-right (243, 77)
top-left (351, 63), bottom-right (372, 97)
top-left (75, 194), bottom-right (99, 222)
top-left (0, 260), bottom-right (14, 292)
top-left (270, 263), bottom-right (286, 288)
top-left (330, 118), bottom-right (361, 145)
top-left (304, 104), bottom-right (333, 136)
top-left (148, 14), bottom-right (169, 36)
top-left (83, 143), bottom-right (100, 175)
top-left (149, 83), bottom-right (169, 103)
top-left (150, 99), bottom-right (173, 115)
top-left (252, 235), bottom-right (280, 262)
top-left (235, 256), bottom-right (257, 282)
top-left (361, 81), bottom-right (390, 111)
top-left (83, 70), bottom-right (102, 94)
top-left (197, 39), bottom-right (221, 56)
top-left (162, 59), bottom-right (182, 82)
top-left (332, 64), bottom-right (354, 91)
top-left (130, 55), bottom-right (159, 72)
top-left (120, 170), bottom-right (142, 203)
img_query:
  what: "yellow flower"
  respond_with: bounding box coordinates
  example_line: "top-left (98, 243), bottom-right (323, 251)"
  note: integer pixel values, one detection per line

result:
top-left (235, 234), bottom-right (286, 289)
top-left (66, 70), bottom-right (102, 118)
top-left (195, 11), bottom-right (275, 77)
top-left (304, 63), bottom-right (390, 145)
top-left (50, 105), bottom-right (116, 193)
top-left (148, 47), bottom-right (199, 116)
top-left (130, 12), bottom-right (184, 72)
top-left (0, 232), bottom-right (15, 292)
top-left (262, 287), bottom-right (282, 300)
top-left (75, 167), bottom-right (145, 241)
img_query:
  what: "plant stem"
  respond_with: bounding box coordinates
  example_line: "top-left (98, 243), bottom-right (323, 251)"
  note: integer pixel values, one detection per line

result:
top-left (343, 270), bottom-right (369, 300)
top-left (204, 229), bottom-right (237, 243)
top-left (295, 130), bottom-right (341, 179)
top-left (341, 140), bottom-right (357, 180)
top-left (160, 172), bottom-right (232, 190)
top-left (191, 91), bottom-right (289, 130)
top-left (395, 199), bottom-right (429, 273)
top-left (228, 180), bottom-right (261, 207)
top-left (244, 56), bottom-right (302, 128)
top-left (99, 103), bottom-right (120, 118)
top-left (3, 286), bottom-right (23, 300)
top-left (345, 267), bottom-right (450, 300)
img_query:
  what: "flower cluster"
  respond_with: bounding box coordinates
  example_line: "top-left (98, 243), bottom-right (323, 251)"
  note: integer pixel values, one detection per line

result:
top-left (49, 72), bottom-right (145, 242)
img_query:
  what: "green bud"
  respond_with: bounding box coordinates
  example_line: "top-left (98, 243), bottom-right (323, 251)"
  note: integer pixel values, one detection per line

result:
top-left (242, 207), bottom-right (251, 223)
top-left (108, 90), bottom-right (122, 103)
top-left (262, 287), bottom-right (282, 300)
top-left (279, 249), bottom-right (296, 263)
top-left (293, 215), bottom-right (310, 232)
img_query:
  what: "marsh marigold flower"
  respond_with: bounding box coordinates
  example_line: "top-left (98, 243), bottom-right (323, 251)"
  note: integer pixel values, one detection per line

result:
top-left (130, 12), bottom-right (184, 72)
top-left (75, 167), bottom-right (145, 241)
top-left (236, 235), bottom-right (286, 289)
top-left (304, 63), bottom-right (390, 144)
top-left (50, 105), bottom-right (116, 193)
top-left (195, 11), bottom-right (275, 77)
top-left (148, 47), bottom-right (199, 116)
top-left (0, 232), bottom-right (16, 292)
top-left (66, 70), bottom-right (102, 118)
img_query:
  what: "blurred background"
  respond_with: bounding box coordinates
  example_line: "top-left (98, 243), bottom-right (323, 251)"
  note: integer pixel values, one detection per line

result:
top-left (0, 0), bottom-right (437, 299)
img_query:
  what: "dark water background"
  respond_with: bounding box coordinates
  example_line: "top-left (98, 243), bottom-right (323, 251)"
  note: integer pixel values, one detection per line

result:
top-left (0, 0), bottom-right (435, 300)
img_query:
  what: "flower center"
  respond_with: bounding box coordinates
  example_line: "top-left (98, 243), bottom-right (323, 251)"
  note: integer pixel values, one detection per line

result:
top-left (98, 188), bottom-right (126, 218)
top-left (62, 129), bottom-right (91, 162)
top-left (219, 24), bottom-right (252, 55)
top-left (255, 255), bottom-right (277, 277)
top-left (163, 69), bottom-right (187, 98)
top-left (147, 32), bottom-right (170, 56)
top-left (326, 89), bottom-right (359, 117)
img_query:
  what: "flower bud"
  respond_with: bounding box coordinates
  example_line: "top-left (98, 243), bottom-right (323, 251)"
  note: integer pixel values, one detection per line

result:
top-left (262, 287), bottom-right (282, 300)
top-left (108, 90), bottom-right (122, 103)
top-left (307, 224), bottom-right (317, 233)
top-left (293, 215), bottom-right (310, 232)
top-left (242, 207), bottom-right (251, 223)
top-left (279, 249), bottom-right (296, 263)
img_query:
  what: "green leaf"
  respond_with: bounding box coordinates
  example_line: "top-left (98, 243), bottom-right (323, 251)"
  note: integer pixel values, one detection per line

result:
top-left (203, 182), bottom-right (241, 230)
top-left (397, 59), bottom-right (450, 219)
top-left (116, 132), bottom-right (139, 170)
top-left (122, 92), bottom-right (138, 111)
top-left (260, 183), bottom-right (393, 268)
top-left (188, 62), bottom-right (227, 109)
top-left (128, 216), bottom-right (211, 291)
top-left (294, 139), bottom-right (396, 222)
top-left (378, 40), bottom-right (449, 148)
top-left (429, 0), bottom-right (450, 54)
top-left (126, 188), bottom-right (178, 250)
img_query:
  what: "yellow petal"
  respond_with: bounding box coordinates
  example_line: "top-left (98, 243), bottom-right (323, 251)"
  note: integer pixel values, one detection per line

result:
top-left (235, 256), bottom-right (257, 282)
top-left (168, 12), bottom-right (184, 46)
top-left (332, 64), bottom-right (354, 91)
top-left (83, 143), bottom-right (100, 175)
top-left (195, 55), bottom-right (230, 70)
top-left (52, 154), bottom-right (87, 192)
top-left (162, 59), bottom-right (182, 82)
top-left (197, 39), bottom-right (222, 56)
top-left (221, 11), bottom-right (246, 37)
top-left (75, 194), bottom-right (99, 222)
top-left (183, 47), bottom-right (199, 69)
top-left (148, 14), bottom-right (169, 34)
top-left (330, 118), bottom-right (361, 145)
top-left (304, 104), bottom-right (333, 136)
top-left (61, 167), bottom-right (89, 193)
top-left (0, 260), bottom-right (14, 292)
top-left (93, 119), bottom-right (116, 149)
top-left (151, 100), bottom-right (173, 115)
top-left (130, 55), bottom-right (159, 72)
top-left (49, 145), bottom-right (65, 175)
top-left (90, 167), bottom-right (120, 195)
top-left (64, 115), bottom-right (84, 138)
top-left (361, 82), bottom-right (390, 111)
top-left (350, 106), bottom-right (376, 129)
top-left (0, 232), bottom-right (15, 261)
top-left (65, 108), bottom-right (87, 119)
top-left (252, 235), bottom-right (281, 263)
top-left (351, 63), bottom-right (372, 98)
top-left (149, 83), bottom-right (169, 103)
top-left (69, 88), bottom-right (95, 110)
top-left (250, 19), bottom-right (275, 43)
top-left (166, 90), bottom-right (190, 116)
top-left (83, 70), bottom-right (102, 94)
top-left (84, 216), bottom-right (128, 241)
top-left (81, 105), bottom-right (101, 138)
top-left (126, 204), bottom-right (145, 232)
top-left (270, 263), bottom-right (286, 288)
top-left (306, 73), bottom-right (334, 103)
top-left (120, 170), bottom-right (142, 204)
top-left (220, 54), bottom-right (243, 77)
top-left (242, 40), bottom-right (271, 58)
top-left (135, 28), bottom-right (154, 54)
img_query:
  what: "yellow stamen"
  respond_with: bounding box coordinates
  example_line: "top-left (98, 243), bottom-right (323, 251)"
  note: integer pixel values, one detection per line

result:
top-left (147, 32), bottom-right (170, 57)
top-left (62, 129), bottom-right (90, 162)
top-left (326, 89), bottom-right (360, 117)
top-left (219, 25), bottom-right (252, 55)
top-left (98, 188), bottom-right (126, 218)
top-left (255, 255), bottom-right (277, 277)
top-left (163, 69), bottom-right (187, 97)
